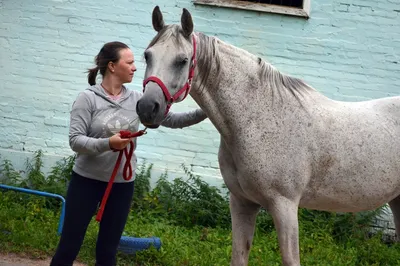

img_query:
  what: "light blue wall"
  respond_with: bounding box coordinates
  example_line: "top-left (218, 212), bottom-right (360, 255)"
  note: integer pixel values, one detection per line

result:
top-left (0, 0), bottom-right (399, 187)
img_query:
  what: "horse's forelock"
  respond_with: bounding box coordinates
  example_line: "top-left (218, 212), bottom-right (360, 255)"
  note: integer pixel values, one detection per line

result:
top-left (147, 25), bottom-right (191, 50)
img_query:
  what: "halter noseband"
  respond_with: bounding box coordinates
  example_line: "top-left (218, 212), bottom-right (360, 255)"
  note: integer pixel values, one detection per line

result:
top-left (142, 34), bottom-right (197, 115)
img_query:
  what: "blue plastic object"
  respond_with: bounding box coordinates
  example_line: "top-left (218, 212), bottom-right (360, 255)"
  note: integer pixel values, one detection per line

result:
top-left (0, 184), bottom-right (66, 235)
top-left (118, 236), bottom-right (161, 254)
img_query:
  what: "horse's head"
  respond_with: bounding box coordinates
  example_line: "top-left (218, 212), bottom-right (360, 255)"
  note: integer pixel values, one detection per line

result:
top-left (136, 6), bottom-right (197, 127)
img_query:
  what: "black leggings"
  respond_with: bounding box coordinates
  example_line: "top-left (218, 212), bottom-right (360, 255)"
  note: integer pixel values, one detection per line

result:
top-left (50, 171), bottom-right (134, 266)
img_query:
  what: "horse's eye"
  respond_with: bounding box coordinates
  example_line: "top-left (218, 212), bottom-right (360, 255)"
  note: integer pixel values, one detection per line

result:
top-left (175, 55), bottom-right (188, 67)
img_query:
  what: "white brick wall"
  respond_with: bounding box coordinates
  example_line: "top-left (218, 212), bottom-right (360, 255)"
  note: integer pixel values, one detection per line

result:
top-left (0, 0), bottom-right (399, 186)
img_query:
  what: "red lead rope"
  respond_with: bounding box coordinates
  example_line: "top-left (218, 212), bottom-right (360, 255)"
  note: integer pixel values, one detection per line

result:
top-left (95, 128), bottom-right (147, 222)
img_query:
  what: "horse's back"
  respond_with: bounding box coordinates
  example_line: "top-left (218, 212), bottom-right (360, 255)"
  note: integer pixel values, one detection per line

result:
top-left (365, 95), bottom-right (400, 121)
top-left (347, 95), bottom-right (400, 138)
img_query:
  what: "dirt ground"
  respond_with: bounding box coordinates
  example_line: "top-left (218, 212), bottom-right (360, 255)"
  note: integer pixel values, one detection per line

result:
top-left (0, 253), bottom-right (87, 266)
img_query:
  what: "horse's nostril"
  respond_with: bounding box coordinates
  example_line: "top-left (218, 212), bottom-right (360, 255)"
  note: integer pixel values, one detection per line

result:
top-left (136, 101), bottom-right (140, 114)
top-left (152, 102), bottom-right (160, 115)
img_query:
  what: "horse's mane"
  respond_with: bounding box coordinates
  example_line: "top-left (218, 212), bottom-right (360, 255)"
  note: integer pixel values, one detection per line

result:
top-left (257, 59), bottom-right (315, 103)
top-left (147, 25), bottom-right (314, 103)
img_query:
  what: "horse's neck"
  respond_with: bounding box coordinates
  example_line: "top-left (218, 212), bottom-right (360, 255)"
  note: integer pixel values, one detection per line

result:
top-left (191, 36), bottom-right (314, 141)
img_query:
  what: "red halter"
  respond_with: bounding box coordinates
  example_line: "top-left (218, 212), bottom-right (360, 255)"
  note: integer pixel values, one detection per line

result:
top-left (142, 35), bottom-right (197, 115)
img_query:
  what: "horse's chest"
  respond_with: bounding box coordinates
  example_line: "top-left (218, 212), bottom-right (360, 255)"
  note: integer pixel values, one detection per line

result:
top-left (219, 142), bottom-right (299, 203)
top-left (218, 142), bottom-right (267, 202)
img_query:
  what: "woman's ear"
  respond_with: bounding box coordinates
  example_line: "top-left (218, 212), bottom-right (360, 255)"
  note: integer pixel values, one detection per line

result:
top-left (108, 61), bottom-right (115, 73)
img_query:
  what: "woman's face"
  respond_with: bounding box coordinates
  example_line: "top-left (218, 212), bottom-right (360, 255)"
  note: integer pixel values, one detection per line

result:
top-left (113, 48), bottom-right (137, 83)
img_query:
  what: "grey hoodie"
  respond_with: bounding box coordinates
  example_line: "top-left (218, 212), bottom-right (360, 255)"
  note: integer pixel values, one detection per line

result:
top-left (69, 84), bottom-right (207, 183)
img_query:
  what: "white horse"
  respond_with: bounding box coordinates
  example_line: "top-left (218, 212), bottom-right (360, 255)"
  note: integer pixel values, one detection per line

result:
top-left (136, 6), bottom-right (400, 266)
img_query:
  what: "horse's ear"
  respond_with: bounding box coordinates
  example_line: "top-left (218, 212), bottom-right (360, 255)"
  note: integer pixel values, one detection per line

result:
top-left (152, 6), bottom-right (165, 32)
top-left (181, 8), bottom-right (193, 37)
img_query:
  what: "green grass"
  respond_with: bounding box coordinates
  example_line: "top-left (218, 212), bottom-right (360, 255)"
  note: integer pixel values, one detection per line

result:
top-left (1, 151), bottom-right (400, 265)
top-left (1, 201), bottom-right (400, 266)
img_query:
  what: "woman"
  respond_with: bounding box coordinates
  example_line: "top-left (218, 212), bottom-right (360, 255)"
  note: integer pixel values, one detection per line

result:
top-left (50, 41), bottom-right (207, 266)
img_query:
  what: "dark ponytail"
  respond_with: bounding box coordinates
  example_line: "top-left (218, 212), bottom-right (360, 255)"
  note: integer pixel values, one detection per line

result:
top-left (86, 41), bottom-right (130, 85)
top-left (87, 66), bottom-right (99, 85)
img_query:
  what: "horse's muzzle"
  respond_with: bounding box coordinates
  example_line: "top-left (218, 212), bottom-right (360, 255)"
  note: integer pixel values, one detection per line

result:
top-left (136, 99), bottom-right (161, 128)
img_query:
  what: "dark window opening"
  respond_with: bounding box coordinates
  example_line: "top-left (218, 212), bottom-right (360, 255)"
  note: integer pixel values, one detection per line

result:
top-left (241, 0), bottom-right (303, 8)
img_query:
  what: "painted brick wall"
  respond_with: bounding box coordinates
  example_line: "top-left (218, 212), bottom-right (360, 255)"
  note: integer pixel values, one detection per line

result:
top-left (0, 0), bottom-right (399, 187)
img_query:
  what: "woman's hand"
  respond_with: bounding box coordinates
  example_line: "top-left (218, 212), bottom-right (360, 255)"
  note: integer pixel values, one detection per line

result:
top-left (109, 133), bottom-right (132, 150)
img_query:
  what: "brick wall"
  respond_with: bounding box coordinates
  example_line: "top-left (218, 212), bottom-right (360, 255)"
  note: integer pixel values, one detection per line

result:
top-left (0, 0), bottom-right (399, 187)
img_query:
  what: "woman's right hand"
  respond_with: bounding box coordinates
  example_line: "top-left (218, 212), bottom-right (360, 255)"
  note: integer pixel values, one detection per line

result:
top-left (109, 133), bottom-right (132, 150)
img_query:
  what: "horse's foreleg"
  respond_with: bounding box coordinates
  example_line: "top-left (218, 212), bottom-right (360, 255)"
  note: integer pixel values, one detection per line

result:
top-left (268, 196), bottom-right (300, 266)
top-left (389, 195), bottom-right (400, 241)
top-left (230, 192), bottom-right (260, 266)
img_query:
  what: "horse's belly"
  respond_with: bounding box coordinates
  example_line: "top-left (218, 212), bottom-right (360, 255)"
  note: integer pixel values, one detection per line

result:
top-left (299, 170), bottom-right (400, 212)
